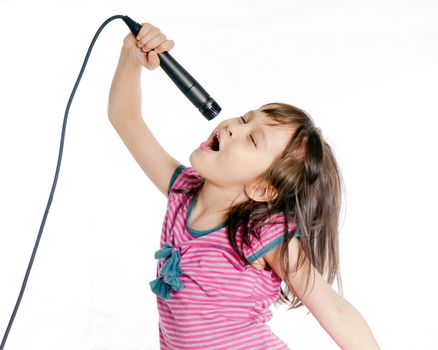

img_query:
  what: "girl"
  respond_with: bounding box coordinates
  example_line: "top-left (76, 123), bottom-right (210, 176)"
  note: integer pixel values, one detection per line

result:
top-left (108, 22), bottom-right (381, 350)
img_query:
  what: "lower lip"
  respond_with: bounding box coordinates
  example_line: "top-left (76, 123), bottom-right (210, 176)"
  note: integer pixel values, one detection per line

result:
top-left (200, 141), bottom-right (213, 152)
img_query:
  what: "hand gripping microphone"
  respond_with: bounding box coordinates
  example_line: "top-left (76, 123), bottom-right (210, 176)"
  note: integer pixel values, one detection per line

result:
top-left (122, 15), bottom-right (221, 120)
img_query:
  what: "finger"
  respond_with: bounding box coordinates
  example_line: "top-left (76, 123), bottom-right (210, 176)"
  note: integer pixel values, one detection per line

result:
top-left (145, 50), bottom-right (160, 69)
top-left (136, 23), bottom-right (154, 40)
top-left (137, 27), bottom-right (160, 47)
top-left (141, 33), bottom-right (166, 52)
top-left (155, 40), bottom-right (175, 53)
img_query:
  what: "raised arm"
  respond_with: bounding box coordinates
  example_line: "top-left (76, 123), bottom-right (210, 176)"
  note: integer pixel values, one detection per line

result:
top-left (107, 24), bottom-right (181, 197)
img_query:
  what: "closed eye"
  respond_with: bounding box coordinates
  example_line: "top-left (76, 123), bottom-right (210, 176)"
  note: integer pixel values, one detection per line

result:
top-left (240, 116), bottom-right (257, 148)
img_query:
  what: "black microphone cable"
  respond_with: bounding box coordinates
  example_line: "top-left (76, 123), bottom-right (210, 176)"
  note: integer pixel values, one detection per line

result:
top-left (0, 14), bottom-right (221, 349)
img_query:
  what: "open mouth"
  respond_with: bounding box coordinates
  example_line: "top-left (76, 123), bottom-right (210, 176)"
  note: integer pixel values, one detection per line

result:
top-left (206, 131), bottom-right (220, 151)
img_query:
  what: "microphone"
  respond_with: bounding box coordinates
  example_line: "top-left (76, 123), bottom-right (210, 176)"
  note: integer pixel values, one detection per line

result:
top-left (122, 15), bottom-right (221, 121)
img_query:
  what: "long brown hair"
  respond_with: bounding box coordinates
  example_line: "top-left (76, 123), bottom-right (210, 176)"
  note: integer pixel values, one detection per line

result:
top-left (172, 102), bottom-right (345, 310)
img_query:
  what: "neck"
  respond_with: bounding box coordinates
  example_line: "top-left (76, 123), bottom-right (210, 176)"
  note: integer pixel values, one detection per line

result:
top-left (195, 180), bottom-right (247, 217)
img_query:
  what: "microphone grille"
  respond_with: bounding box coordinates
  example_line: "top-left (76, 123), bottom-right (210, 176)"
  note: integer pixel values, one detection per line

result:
top-left (201, 99), bottom-right (221, 121)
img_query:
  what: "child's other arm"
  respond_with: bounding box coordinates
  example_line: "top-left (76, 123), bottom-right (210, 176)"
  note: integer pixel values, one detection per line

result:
top-left (108, 24), bottom-right (181, 198)
top-left (264, 238), bottom-right (381, 349)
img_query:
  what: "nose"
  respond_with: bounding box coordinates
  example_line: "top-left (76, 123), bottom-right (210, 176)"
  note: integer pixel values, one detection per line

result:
top-left (221, 127), bottom-right (232, 145)
top-left (220, 119), bottom-right (247, 146)
top-left (225, 121), bottom-right (243, 139)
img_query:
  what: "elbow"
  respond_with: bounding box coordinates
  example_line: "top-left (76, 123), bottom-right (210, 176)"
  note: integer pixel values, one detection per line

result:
top-left (107, 104), bottom-right (118, 121)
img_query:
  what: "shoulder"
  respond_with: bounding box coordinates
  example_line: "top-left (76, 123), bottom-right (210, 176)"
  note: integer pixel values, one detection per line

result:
top-left (243, 212), bottom-right (300, 265)
top-left (167, 164), bottom-right (203, 197)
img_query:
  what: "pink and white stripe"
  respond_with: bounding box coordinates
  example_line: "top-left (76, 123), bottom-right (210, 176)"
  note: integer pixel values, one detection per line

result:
top-left (151, 165), bottom-right (297, 349)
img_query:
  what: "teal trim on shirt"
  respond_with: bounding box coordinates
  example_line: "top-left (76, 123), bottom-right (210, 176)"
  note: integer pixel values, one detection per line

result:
top-left (167, 164), bottom-right (186, 196)
top-left (247, 235), bottom-right (285, 263)
top-left (186, 195), bottom-right (227, 237)
top-left (246, 229), bottom-right (302, 263)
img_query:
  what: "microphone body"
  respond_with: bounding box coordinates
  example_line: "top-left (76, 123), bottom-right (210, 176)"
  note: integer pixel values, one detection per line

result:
top-left (122, 15), bottom-right (221, 120)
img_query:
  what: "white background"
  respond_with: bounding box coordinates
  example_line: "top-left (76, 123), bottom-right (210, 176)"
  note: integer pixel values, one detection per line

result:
top-left (1, 0), bottom-right (437, 349)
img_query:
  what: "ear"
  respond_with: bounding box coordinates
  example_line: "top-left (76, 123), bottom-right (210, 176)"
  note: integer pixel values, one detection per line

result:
top-left (245, 180), bottom-right (278, 203)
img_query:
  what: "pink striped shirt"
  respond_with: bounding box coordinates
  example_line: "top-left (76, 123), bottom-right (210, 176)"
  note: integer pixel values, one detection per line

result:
top-left (150, 165), bottom-right (301, 349)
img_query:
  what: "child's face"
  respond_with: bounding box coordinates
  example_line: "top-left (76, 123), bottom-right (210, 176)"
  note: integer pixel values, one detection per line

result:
top-left (190, 107), bottom-right (295, 191)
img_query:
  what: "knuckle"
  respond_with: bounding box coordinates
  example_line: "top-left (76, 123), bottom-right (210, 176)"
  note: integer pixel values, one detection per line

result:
top-left (157, 40), bottom-right (173, 52)
top-left (140, 22), bottom-right (152, 29)
top-left (166, 40), bottom-right (174, 48)
top-left (137, 23), bottom-right (151, 37)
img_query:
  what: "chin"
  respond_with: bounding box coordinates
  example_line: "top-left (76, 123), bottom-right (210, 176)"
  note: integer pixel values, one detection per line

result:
top-left (189, 153), bottom-right (212, 180)
top-left (189, 152), bottom-right (203, 175)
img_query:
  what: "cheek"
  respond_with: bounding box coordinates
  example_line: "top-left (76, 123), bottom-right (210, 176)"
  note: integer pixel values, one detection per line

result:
top-left (218, 146), bottom-right (251, 163)
top-left (218, 150), bottom-right (263, 175)
top-left (221, 138), bottom-right (253, 155)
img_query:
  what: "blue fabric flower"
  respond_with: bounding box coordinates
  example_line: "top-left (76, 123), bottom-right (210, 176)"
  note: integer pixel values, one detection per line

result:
top-left (149, 242), bottom-right (184, 299)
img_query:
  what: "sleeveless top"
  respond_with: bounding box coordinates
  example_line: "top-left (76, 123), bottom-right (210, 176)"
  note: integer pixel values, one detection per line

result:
top-left (149, 165), bottom-right (301, 349)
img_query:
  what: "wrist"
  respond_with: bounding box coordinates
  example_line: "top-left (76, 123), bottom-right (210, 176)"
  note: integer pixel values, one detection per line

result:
top-left (119, 47), bottom-right (142, 70)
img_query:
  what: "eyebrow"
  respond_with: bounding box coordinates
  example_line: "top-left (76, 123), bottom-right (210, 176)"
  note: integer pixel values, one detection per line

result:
top-left (250, 111), bottom-right (267, 150)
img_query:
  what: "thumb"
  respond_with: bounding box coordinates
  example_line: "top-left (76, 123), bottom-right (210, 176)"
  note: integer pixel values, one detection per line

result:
top-left (147, 50), bottom-right (160, 69)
